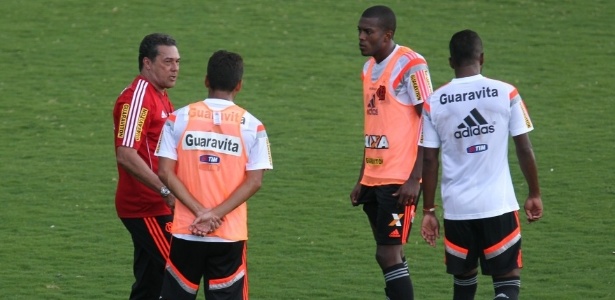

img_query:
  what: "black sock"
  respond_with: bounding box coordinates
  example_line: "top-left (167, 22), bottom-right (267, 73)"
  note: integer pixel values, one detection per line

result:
top-left (383, 263), bottom-right (413, 300)
top-left (493, 276), bottom-right (520, 300)
top-left (453, 272), bottom-right (478, 300)
top-left (402, 256), bottom-right (408, 270)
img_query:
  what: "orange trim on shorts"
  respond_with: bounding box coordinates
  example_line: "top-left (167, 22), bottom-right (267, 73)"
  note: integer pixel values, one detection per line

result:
top-left (444, 238), bottom-right (469, 256)
top-left (209, 263), bottom-right (246, 287)
top-left (483, 212), bottom-right (521, 257)
top-left (167, 260), bottom-right (199, 291)
top-left (242, 243), bottom-right (248, 300)
top-left (209, 244), bottom-right (248, 294)
top-left (144, 217), bottom-right (170, 261)
top-left (515, 211), bottom-right (523, 268)
top-left (483, 227), bottom-right (520, 257)
top-left (401, 205), bottom-right (415, 243)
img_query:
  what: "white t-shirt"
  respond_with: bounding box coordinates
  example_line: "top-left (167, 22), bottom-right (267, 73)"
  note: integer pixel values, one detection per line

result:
top-left (420, 75), bottom-right (533, 220)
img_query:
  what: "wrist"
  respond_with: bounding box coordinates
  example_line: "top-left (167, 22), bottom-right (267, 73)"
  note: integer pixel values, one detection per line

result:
top-left (159, 186), bottom-right (171, 197)
top-left (422, 205), bottom-right (437, 214)
top-left (409, 175), bottom-right (421, 181)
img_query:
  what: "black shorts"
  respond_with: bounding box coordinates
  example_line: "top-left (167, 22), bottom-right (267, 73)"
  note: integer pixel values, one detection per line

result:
top-left (160, 238), bottom-right (247, 300)
top-left (357, 184), bottom-right (418, 245)
top-left (121, 215), bottom-right (173, 299)
top-left (443, 211), bottom-right (522, 276)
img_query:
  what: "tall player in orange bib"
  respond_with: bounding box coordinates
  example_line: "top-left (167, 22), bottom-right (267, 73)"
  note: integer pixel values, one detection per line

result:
top-left (349, 5), bottom-right (433, 300)
top-left (420, 30), bottom-right (543, 300)
top-left (113, 33), bottom-right (179, 300)
top-left (156, 50), bottom-right (273, 300)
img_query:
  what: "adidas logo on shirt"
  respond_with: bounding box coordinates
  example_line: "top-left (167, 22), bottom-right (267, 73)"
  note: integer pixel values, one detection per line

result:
top-left (366, 97), bottom-right (378, 115)
top-left (454, 108), bottom-right (494, 139)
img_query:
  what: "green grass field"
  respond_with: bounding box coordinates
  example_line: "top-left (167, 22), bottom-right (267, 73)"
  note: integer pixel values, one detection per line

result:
top-left (1, 0), bottom-right (614, 299)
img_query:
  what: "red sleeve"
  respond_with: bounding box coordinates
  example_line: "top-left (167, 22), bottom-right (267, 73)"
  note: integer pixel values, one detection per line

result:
top-left (113, 84), bottom-right (155, 149)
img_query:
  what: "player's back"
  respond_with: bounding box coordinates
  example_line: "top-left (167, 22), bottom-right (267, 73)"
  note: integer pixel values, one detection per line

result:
top-left (425, 74), bottom-right (521, 219)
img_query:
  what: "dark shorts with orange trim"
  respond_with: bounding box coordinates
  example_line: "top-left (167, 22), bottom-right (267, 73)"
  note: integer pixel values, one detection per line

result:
top-left (443, 211), bottom-right (522, 276)
top-left (160, 238), bottom-right (247, 300)
top-left (356, 184), bottom-right (417, 245)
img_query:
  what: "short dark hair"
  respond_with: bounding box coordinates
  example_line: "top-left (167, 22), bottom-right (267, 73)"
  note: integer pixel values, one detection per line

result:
top-left (138, 33), bottom-right (177, 71)
top-left (449, 29), bottom-right (483, 67)
top-left (361, 5), bottom-right (396, 34)
top-left (207, 50), bottom-right (244, 92)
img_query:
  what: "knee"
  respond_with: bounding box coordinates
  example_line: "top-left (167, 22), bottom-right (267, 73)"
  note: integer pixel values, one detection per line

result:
top-left (493, 268), bottom-right (520, 279)
top-left (375, 252), bottom-right (389, 266)
top-left (375, 247), bottom-right (402, 269)
top-left (459, 268), bottom-right (478, 277)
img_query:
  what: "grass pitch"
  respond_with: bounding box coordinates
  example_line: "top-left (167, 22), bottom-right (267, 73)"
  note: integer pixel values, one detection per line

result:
top-left (0, 0), bottom-right (613, 299)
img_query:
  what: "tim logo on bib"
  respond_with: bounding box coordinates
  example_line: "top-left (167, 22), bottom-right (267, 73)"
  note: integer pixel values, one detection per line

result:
top-left (183, 131), bottom-right (242, 156)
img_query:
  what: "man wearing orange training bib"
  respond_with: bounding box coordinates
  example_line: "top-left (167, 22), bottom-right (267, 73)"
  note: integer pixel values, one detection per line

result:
top-left (349, 5), bottom-right (433, 300)
top-left (157, 50), bottom-right (273, 300)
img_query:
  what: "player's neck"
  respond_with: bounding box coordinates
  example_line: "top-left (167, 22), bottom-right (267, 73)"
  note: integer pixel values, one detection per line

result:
top-left (140, 72), bottom-right (166, 93)
top-left (374, 42), bottom-right (396, 64)
top-left (454, 64), bottom-right (481, 79)
top-left (208, 90), bottom-right (235, 102)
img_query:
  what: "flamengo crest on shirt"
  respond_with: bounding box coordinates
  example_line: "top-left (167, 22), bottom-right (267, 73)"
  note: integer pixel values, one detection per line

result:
top-left (183, 131), bottom-right (242, 156)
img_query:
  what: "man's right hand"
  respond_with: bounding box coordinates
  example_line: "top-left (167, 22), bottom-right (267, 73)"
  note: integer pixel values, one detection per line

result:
top-left (189, 209), bottom-right (222, 237)
top-left (349, 183), bottom-right (362, 206)
top-left (524, 196), bottom-right (543, 223)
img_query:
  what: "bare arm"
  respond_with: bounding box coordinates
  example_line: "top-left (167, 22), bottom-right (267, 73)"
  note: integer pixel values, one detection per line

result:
top-left (513, 133), bottom-right (543, 222)
top-left (190, 169), bottom-right (264, 235)
top-left (393, 146), bottom-right (423, 206)
top-left (421, 147), bottom-right (439, 210)
top-left (513, 134), bottom-right (540, 197)
top-left (158, 157), bottom-right (206, 215)
top-left (211, 169), bottom-right (264, 218)
top-left (116, 146), bottom-right (174, 208)
top-left (421, 147), bottom-right (440, 247)
top-left (159, 155), bottom-right (264, 234)
top-left (349, 150), bottom-right (366, 206)
top-left (392, 102), bottom-right (425, 205)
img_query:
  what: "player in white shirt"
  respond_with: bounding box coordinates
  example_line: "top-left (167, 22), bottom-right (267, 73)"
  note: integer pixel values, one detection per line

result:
top-left (419, 30), bottom-right (543, 300)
